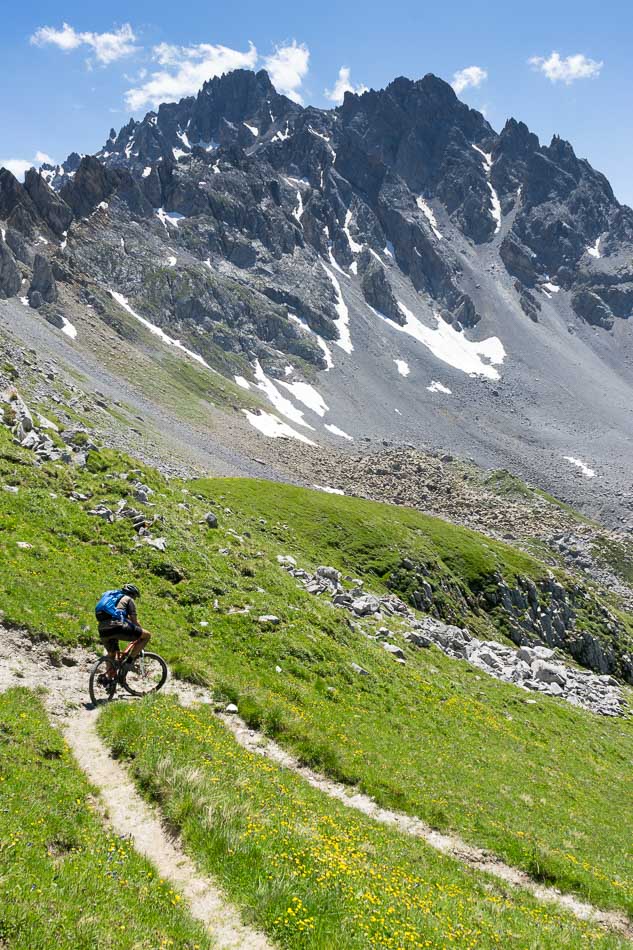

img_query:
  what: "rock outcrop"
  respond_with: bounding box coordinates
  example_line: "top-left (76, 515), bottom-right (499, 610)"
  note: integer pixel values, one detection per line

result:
top-left (0, 235), bottom-right (21, 299)
top-left (28, 254), bottom-right (57, 307)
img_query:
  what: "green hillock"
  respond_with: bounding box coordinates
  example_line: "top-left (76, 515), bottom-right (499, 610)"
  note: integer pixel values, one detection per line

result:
top-left (0, 425), bottom-right (632, 917)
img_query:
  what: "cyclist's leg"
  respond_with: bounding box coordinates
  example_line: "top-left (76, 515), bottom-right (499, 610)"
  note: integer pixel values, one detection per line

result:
top-left (100, 635), bottom-right (119, 678)
top-left (127, 628), bottom-right (151, 660)
top-left (120, 625), bottom-right (151, 661)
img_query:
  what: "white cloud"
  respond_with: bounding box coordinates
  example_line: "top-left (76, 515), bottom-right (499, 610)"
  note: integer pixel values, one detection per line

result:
top-left (30, 22), bottom-right (138, 65)
top-left (324, 66), bottom-right (368, 104)
top-left (0, 153), bottom-right (53, 180)
top-left (125, 41), bottom-right (258, 111)
top-left (263, 41), bottom-right (310, 104)
top-left (451, 66), bottom-right (488, 95)
top-left (529, 51), bottom-right (603, 84)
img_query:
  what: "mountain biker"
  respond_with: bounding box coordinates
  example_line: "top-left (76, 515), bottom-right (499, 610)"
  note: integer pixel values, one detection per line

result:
top-left (96, 584), bottom-right (151, 671)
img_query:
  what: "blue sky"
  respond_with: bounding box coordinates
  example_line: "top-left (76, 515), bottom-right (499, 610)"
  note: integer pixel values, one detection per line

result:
top-left (2, 0), bottom-right (631, 204)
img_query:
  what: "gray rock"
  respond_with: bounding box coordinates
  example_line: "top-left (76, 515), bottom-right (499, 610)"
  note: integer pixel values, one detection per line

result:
top-left (316, 566), bottom-right (341, 583)
top-left (532, 661), bottom-right (567, 687)
top-left (352, 594), bottom-right (382, 616)
top-left (28, 254), bottom-right (57, 306)
top-left (350, 662), bottom-right (370, 676)
top-left (258, 614), bottom-right (280, 625)
top-left (88, 505), bottom-right (114, 522)
top-left (405, 631), bottom-right (432, 648)
top-left (277, 554), bottom-right (297, 566)
top-left (382, 642), bottom-right (406, 661)
top-left (145, 537), bottom-right (167, 551)
top-left (0, 236), bottom-right (21, 299)
top-left (205, 512), bottom-right (219, 529)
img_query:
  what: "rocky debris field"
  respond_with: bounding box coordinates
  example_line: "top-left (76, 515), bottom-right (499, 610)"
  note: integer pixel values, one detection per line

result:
top-left (0, 385), bottom-right (89, 466)
top-left (278, 558), bottom-right (628, 717)
top-left (268, 440), bottom-right (633, 602)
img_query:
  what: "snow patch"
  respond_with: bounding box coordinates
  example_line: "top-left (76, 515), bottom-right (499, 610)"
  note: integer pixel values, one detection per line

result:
top-left (313, 484), bottom-right (345, 495)
top-left (293, 189), bottom-right (304, 223)
top-left (166, 255), bottom-right (177, 267)
top-left (563, 456), bottom-right (596, 478)
top-left (60, 317), bottom-right (77, 340)
top-left (278, 380), bottom-right (328, 417)
top-left (253, 360), bottom-right (314, 429)
top-left (542, 281), bottom-right (560, 297)
top-left (384, 241), bottom-right (395, 259)
top-left (308, 126), bottom-right (336, 159)
top-left (324, 424), bottom-right (353, 441)
top-left (416, 198), bottom-right (442, 240)
top-left (109, 291), bottom-right (208, 367)
top-left (343, 209), bottom-right (364, 254)
top-left (587, 237), bottom-right (602, 259)
top-left (243, 409), bottom-right (316, 445)
top-left (472, 144), bottom-right (501, 234)
top-left (272, 124), bottom-right (290, 143)
top-left (234, 376), bottom-right (251, 390)
top-left (321, 264), bottom-right (353, 353)
top-left (155, 208), bottom-right (186, 229)
top-left (142, 166), bottom-right (152, 178)
top-left (244, 123), bottom-right (259, 137)
top-left (427, 380), bottom-right (452, 394)
top-left (394, 359), bottom-right (410, 377)
top-left (379, 302), bottom-right (505, 380)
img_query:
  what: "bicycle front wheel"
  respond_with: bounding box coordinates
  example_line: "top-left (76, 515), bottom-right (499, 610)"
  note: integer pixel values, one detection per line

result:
top-left (122, 652), bottom-right (168, 697)
top-left (89, 656), bottom-right (119, 706)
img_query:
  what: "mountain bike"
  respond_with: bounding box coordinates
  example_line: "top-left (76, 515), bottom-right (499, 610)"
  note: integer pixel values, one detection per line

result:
top-left (88, 649), bottom-right (168, 706)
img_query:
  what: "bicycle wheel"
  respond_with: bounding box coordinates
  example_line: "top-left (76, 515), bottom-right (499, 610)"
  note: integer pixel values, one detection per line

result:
top-left (121, 652), bottom-right (168, 697)
top-left (89, 656), bottom-right (119, 706)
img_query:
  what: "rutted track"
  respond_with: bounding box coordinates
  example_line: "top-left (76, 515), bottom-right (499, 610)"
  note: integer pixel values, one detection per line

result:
top-left (1, 625), bottom-right (631, 943)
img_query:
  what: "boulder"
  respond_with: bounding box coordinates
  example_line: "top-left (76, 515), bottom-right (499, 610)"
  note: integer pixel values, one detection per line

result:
top-left (350, 662), bottom-right (370, 676)
top-left (382, 642), bottom-right (406, 661)
top-left (532, 661), bottom-right (567, 687)
top-left (145, 537), bottom-right (167, 551)
top-left (405, 631), bottom-right (432, 648)
top-left (316, 565), bottom-right (341, 583)
top-left (351, 594), bottom-right (381, 616)
top-left (258, 614), bottom-right (280, 626)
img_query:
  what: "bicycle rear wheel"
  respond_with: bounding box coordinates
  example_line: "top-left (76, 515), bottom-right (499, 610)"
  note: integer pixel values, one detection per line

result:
top-left (89, 656), bottom-right (119, 706)
top-left (122, 652), bottom-right (168, 697)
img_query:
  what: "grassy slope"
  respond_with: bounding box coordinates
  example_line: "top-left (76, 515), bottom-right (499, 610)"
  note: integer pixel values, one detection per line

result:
top-left (99, 695), bottom-right (626, 950)
top-left (0, 688), bottom-right (211, 950)
top-left (0, 428), bottom-right (632, 916)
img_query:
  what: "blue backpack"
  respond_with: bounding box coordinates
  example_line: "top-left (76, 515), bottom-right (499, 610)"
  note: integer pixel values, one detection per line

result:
top-left (95, 589), bottom-right (127, 624)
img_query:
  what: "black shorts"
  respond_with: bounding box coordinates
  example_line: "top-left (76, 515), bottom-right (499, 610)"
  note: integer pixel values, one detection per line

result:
top-left (99, 625), bottom-right (141, 654)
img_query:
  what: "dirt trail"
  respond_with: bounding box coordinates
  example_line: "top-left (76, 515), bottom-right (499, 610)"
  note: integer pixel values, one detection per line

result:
top-left (1, 625), bottom-right (631, 943)
top-left (0, 628), bottom-right (271, 950)
top-left (218, 714), bottom-right (633, 940)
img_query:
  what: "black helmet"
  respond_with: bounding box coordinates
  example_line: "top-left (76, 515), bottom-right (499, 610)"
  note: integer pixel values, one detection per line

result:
top-left (122, 583), bottom-right (140, 599)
